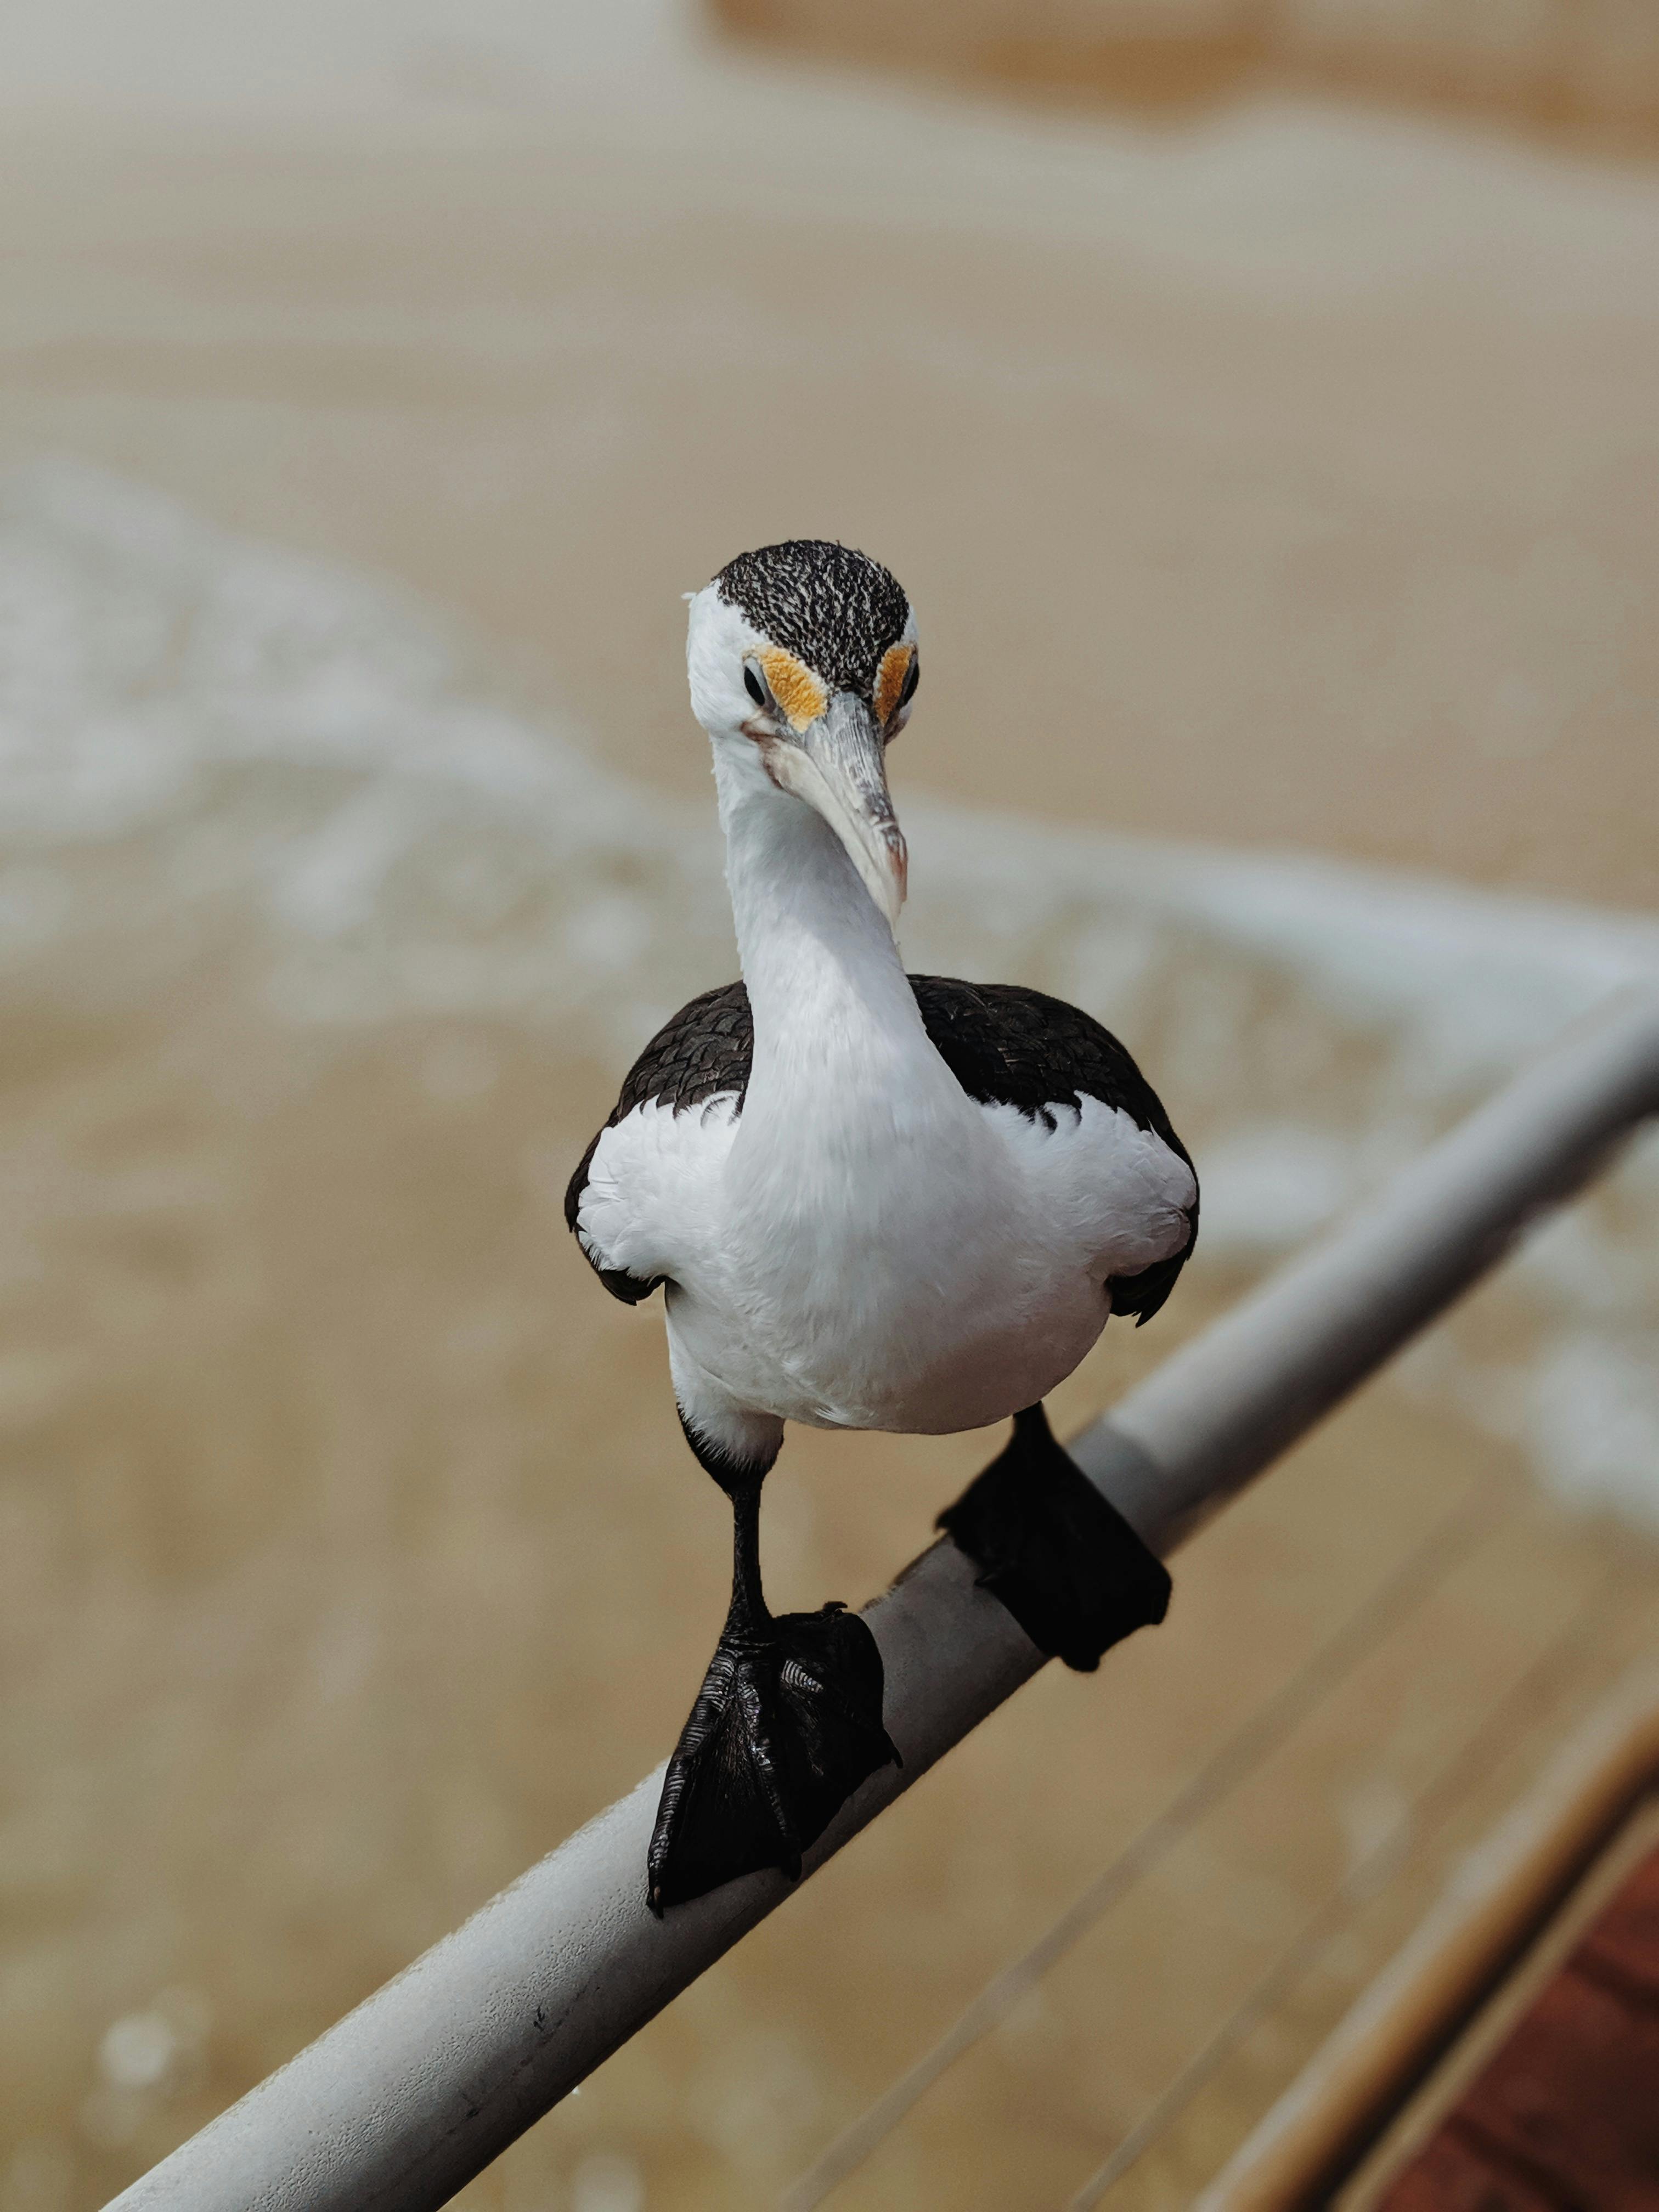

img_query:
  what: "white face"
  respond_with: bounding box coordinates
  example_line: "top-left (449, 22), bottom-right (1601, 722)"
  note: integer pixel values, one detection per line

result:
top-left (684, 583), bottom-right (920, 929)
top-left (686, 585), bottom-right (760, 743)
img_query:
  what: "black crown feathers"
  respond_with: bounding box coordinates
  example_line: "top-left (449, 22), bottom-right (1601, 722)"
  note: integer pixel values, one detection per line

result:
top-left (715, 540), bottom-right (909, 698)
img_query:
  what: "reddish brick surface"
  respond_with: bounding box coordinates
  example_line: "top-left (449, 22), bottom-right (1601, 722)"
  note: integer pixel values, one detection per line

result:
top-left (1379, 1848), bottom-right (1659, 2210)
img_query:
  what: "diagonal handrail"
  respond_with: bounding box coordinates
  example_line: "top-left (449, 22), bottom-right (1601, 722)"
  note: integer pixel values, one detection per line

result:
top-left (106, 990), bottom-right (1659, 2212)
top-left (781, 1469), bottom-right (1515, 2209)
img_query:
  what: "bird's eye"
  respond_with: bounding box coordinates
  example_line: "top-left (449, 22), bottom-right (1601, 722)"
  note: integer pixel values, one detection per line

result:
top-left (742, 664), bottom-right (767, 708)
top-left (899, 654), bottom-right (920, 708)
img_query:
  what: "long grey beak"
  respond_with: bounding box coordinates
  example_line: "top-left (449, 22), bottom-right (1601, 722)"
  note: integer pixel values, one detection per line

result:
top-left (770, 691), bottom-right (907, 932)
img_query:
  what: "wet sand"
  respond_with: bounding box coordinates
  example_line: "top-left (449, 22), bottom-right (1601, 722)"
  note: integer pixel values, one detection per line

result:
top-left (1, 9), bottom-right (1657, 2210)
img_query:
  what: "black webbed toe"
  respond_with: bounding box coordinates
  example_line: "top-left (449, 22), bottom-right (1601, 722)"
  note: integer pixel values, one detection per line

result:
top-left (647, 1605), bottom-right (899, 1914)
top-left (938, 1403), bottom-right (1171, 1672)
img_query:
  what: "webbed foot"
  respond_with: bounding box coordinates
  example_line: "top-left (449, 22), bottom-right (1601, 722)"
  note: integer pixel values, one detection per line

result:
top-left (647, 1603), bottom-right (899, 1914)
top-left (938, 1403), bottom-right (1171, 1672)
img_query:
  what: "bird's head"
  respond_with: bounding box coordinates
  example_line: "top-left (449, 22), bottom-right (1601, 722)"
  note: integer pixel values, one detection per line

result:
top-left (686, 539), bottom-right (919, 933)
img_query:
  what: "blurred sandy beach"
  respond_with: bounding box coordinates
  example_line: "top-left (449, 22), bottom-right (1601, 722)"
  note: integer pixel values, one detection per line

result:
top-left (0, 5), bottom-right (1656, 2209)
top-left (4, 0), bottom-right (1658, 902)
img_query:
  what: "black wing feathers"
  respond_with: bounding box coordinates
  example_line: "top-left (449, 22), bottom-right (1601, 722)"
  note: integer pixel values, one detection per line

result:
top-left (909, 977), bottom-right (1177, 1140)
top-left (567, 975), bottom-right (1196, 1319)
top-left (908, 977), bottom-right (1197, 1324)
top-left (563, 983), bottom-right (755, 1304)
top-left (607, 981), bottom-right (756, 1125)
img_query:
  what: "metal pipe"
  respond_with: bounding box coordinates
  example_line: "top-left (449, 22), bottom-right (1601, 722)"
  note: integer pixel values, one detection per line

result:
top-left (109, 991), bottom-right (1659, 2212)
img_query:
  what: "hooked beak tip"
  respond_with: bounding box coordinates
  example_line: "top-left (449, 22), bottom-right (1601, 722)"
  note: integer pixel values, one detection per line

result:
top-left (830, 800), bottom-right (905, 935)
top-left (883, 828), bottom-right (909, 922)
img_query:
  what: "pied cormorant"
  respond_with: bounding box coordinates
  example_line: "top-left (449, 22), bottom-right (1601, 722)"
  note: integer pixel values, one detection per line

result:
top-left (568, 541), bottom-right (1197, 1912)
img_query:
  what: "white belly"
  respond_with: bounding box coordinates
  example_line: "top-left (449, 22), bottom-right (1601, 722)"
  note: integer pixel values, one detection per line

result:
top-left (672, 1272), bottom-right (1107, 1436)
top-left (579, 1083), bottom-right (1195, 1438)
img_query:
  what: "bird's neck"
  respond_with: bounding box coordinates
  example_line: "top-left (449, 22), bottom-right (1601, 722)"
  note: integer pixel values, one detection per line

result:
top-left (718, 777), bottom-right (927, 1096)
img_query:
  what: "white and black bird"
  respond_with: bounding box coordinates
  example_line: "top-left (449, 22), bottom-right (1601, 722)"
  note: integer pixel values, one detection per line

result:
top-left (567, 542), bottom-right (1198, 1912)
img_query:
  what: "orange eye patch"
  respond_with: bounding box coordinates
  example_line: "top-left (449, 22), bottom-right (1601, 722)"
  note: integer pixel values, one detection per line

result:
top-left (873, 644), bottom-right (913, 725)
top-left (757, 648), bottom-right (828, 733)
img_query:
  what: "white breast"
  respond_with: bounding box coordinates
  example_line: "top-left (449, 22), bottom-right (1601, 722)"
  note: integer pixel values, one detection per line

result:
top-left (577, 1085), bottom-right (1194, 1439)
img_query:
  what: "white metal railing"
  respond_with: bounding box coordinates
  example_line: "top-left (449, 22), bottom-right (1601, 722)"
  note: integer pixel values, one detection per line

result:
top-left (106, 990), bottom-right (1659, 2212)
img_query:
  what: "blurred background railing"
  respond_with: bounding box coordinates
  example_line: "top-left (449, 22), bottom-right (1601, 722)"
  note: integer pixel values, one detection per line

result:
top-left (716, 0), bottom-right (1659, 150)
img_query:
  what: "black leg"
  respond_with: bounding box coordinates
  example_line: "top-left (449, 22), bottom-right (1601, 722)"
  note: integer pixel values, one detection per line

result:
top-left (647, 1429), bottom-right (899, 1915)
top-left (937, 1403), bottom-right (1171, 1673)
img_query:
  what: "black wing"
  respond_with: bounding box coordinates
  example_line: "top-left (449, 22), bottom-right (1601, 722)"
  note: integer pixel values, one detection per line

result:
top-left (907, 977), bottom-right (1198, 1325)
top-left (566, 974), bottom-right (1197, 1322)
top-left (564, 982), bottom-right (754, 1304)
